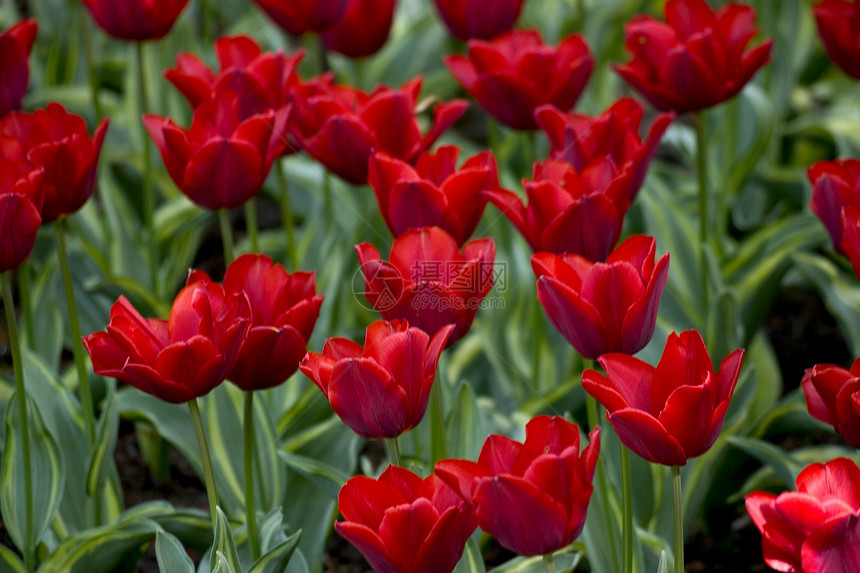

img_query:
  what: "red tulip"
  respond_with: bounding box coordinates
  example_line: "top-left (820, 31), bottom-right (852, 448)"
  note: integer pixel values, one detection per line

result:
top-left (435, 416), bottom-right (600, 557)
top-left (432, 0), bottom-right (526, 42)
top-left (807, 159), bottom-right (860, 255)
top-left (0, 19), bottom-right (36, 117)
top-left (355, 227), bottom-right (495, 346)
top-left (250, 0), bottom-right (349, 36)
top-left (614, 0), bottom-right (773, 114)
top-left (0, 121), bottom-right (43, 273)
top-left (746, 457), bottom-right (860, 573)
top-left (322, 0), bottom-right (396, 58)
top-left (369, 146), bottom-right (498, 246)
top-left (535, 98), bottom-right (673, 202)
top-left (840, 206), bottom-right (860, 279)
top-left (335, 465), bottom-right (476, 573)
top-left (532, 235), bottom-right (669, 359)
top-left (802, 358), bottom-right (860, 448)
top-left (0, 103), bottom-right (109, 223)
top-left (82, 0), bottom-right (189, 41)
top-left (582, 330), bottom-right (744, 466)
top-left (300, 320), bottom-right (453, 439)
top-left (483, 159), bottom-right (630, 260)
top-left (290, 77), bottom-right (467, 184)
top-left (143, 90), bottom-right (289, 210)
top-left (444, 29), bottom-right (593, 131)
top-left (82, 274), bottom-right (251, 404)
top-left (814, 0), bottom-right (860, 79)
top-left (223, 254), bottom-right (323, 391)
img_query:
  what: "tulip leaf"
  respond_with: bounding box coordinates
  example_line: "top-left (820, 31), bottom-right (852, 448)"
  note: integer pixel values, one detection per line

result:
top-left (37, 517), bottom-right (158, 573)
top-left (278, 452), bottom-right (350, 500)
top-left (0, 540), bottom-right (26, 573)
top-left (656, 551), bottom-right (669, 573)
top-left (203, 384), bottom-right (254, 517)
top-left (210, 507), bottom-right (241, 573)
top-left (151, 506), bottom-right (213, 553)
top-left (487, 551), bottom-right (580, 573)
top-left (726, 436), bottom-right (804, 488)
top-left (453, 538), bottom-right (485, 573)
top-left (446, 382), bottom-right (483, 461)
top-left (211, 552), bottom-right (239, 573)
top-left (155, 529), bottom-right (195, 573)
top-left (249, 530), bottom-right (301, 573)
top-left (85, 382), bottom-right (119, 498)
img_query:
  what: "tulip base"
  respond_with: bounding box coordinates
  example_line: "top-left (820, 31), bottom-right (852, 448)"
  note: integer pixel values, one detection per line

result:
top-left (543, 553), bottom-right (556, 573)
top-left (386, 436), bottom-right (402, 467)
top-left (219, 209), bottom-right (235, 264)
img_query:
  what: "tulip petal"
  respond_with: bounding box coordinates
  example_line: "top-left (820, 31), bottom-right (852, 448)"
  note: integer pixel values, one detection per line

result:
top-left (801, 513), bottom-right (860, 573)
top-left (328, 358), bottom-right (409, 438)
top-left (607, 408), bottom-right (687, 466)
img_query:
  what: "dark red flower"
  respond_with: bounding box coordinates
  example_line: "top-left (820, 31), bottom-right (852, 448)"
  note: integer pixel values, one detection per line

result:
top-left (432, 0), bottom-right (526, 42)
top-left (532, 235), bottom-right (669, 359)
top-left (436, 416), bottom-right (600, 557)
top-left (355, 227), bottom-right (495, 346)
top-left (82, 274), bottom-right (251, 404)
top-left (223, 254), bottom-right (323, 391)
top-left (535, 98), bottom-right (673, 202)
top-left (0, 118), bottom-right (43, 273)
top-left (444, 29), bottom-right (593, 130)
top-left (614, 0), bottom-right (772, 114)
top-left (290, 77), bottom-right (467, 184)
top-left (802, 358), bottom-right (860, 448)
top-left (814, 0), bottom-right (860, 79)
top-left (746, 457), bottom-right (860, 573)
top-left (322, 0), bottom-right (396, 58)
top-left (300, 320), bottom-right (453, 439)
top-left (0, 19), bottom-right (36, 117)
top-left (369, 146), bottom-right (498, 246)
top-left (582, 330), bottom-right (744, 466)
top-left (483, 159), bottom-right (630, 260)
top-left (840, 206), bottom-right (860, 279)
top-left (82, 0), bottom-right (190, 41)
top-left (250, 0), bottom-right (349, 36)
top-left (807, 159), bottom-right (860, 255)
top-left (335, 465), bottom-right (476, 573)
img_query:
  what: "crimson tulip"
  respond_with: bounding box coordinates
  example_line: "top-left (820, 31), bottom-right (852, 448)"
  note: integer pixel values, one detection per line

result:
top-left (336, 464), bottom-right (476, 573)
top-left (614, 0), bottom-right (772, 114)
top-left (82, 0), bottom-right (189, 41)
top-left (1, 103), bottom-right (109, 223)
top-left (0, 121), bottom-right (43, 273)
top-left (300, 320), bottom-right (453, 439)
top-left (483, 159), bottom-right (630, 260)
top-left (814, 0), bottom-right (860, 79)
top-left (223, 254), bottom-right (323, 391)
top-left (840, 206), bottom-right (860, 279)
top-left (250, 0), bottom-right (349, 36)
top-left (802, 358), bottom-right (860, 448)
top-left (807, 158), bottom-right (860, 255)
top-left (432, 0), bottom-right (526, 42)
top-left (290, 77), bottom-right (467, 184)
top-left (746, 457), bottom-right (860, 573)
top-left (82, 273), bottom-right (251, 404)
top-left (369, 146), bottom-right (498, 246)
top-left (582, 330), bottom-right (744, 466)
top-left (535, 98), bottom-right (673, 202)
top-left (435, 416), bottom-right (600, 557)
top-left (0, 19), bottom-right (36, 117)
top-left (355, 227), bottom-right (495, 346)
top-left (532, 235), bottom-right (669, 360)
top-left (322, 0), bottom-right (396, 58)
top-left (444, 29), bottom-right (593, 131)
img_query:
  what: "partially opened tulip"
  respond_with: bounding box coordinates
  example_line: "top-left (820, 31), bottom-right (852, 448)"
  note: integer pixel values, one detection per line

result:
top-left (336, 465), bottom-right (476, 573)
top-left (0, 124), bottom-right (43, 273)
top-left (300, 320), bottom-right (453, 439)
top-left (802, 358), bottom-right (860, 448)
top-left (432, 0), bottom-right (526, 42)
top-left (436, 416), bottom-right (600, 557)
top-left (250, 0), bottom-right (349, 36)
top-left (321, 0), bottom-right (396, 58)
top-left (814, 0), bottom-right (860, 79)
top-left (532, 235), bottom-right (670, 359)
top-left (582, 330), bottom-right (744, 466)
top-left (808, 158), bottom-right (860, 255)
top-left (0, 19), bottom-right (37, 117)
top-left (840, 206), bottom-right (860, 280)
top-left (82, 0), bottom-right (190, 41)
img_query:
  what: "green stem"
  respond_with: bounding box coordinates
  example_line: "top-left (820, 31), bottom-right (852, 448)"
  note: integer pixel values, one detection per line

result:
top-left (322, 172), bottom-right (333, 230)
top-left (55, 219), bottom-right (96, 447)
top-left (81, 16), bottom-right (103, 122)
top-left (672, 466), bottom-right (684, 573)
top-left (543, 553), bottom-right (556, 573)
top-left (245, 199), bottom-right (259, 254)
top-left (694, 111), bottom-right (709, 314)
top-left (386, 436), bottom-right (402, 467)
top-left (577, 0), bottom-right (586, 31)
top-left (218, 209), bottom-right (235, 265)
top-left (243, 392), bottom-right (261, 560)
top-left (188, 399), bottom-right (219, 533)
top-left (277, 161), bottom-right (297, 268)
top-left (621, 445), bottom-right (633, 573)
top-left (429, 381), bottom-right (447, 464)
top-left (317, 36), bottom-right (330, 74)
top-left (137, 41), bottom-right (159, 298)
top-left (532, 302), bottom-right (544, 387)
top-left (16, 263), bottom-right (34, 350)
top-left (1, 273), bottom-right (34, 573)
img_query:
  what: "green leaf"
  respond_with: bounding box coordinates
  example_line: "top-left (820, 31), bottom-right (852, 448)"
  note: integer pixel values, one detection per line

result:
top-left (37, 518), bottom-right (158, 573)
top-left (203, 385), bottom-right (250, 517)
top-left (211, 552), bottom-right (239, 573)
top-left (249, 530), bottom-right (301, 573)
top-left (656, 551), bottom-right (669, 573)
top-left (278, 452), bottom-right (350, 500)
top-left (155, 530), bottom-right (194, 573)
top-left (0, 544), bottom-right (26, 573)
top-left (86, 383), bottom-right (119, 497)
top-left (446, 383), bottom-right (483, 461)
top-left (452, 539), bottom-right (486, 573)
top-left (726, 436), bottom-right (804, 488)
top-left (210, 507), bottom-right (241, 573)
top-left (488, 552), bottom-right (581, 573)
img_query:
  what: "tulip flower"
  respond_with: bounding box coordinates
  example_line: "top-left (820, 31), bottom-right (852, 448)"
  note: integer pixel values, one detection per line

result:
top-left (746, 457), bottom-right (860, 573)
top-left (483, 159), bottom-right (630, 260)
top-left (322, 0), bottom-right (396, 58)
top-left (532, 235), bottom-right (670, 359)
top-left (355, 227), bottom-right (495, 346)
top-left (807, 158), bottom-right (860, 255)
top-left (840, 207), bottom-right (860, 280)
top-left (444, 29), bottom-right (593, 130)
top-left (0, 19), bottom-right (36, 117)
top-left (436, 416), bottom-right (600, 557)
top-left (582, 330), bottom-right (744, 466)
top-left (369, 146), bottom-right (498, 246)
top-left (0, 124), bottom-right (43, 273)
top-left (432, 0), bottom-right (526, 42)
top-left (82, 273), bottom-right (251, 404)
top-left (223, 254), bottom-right (323, 391)
top-left (336, 465), bottom-right (476, 573)
top-left (82, 0), bottom-right (189, 41)
top-left (802, 358), bottom-right (860, 448)
top-left (1, 103), bottom-right (109, 223)
top-left (614, 0), bottom-right (772, 114)
top-left (535, 98), bottom-right (673, 202)
top-left (290, 77), bottom-right (467, 184)
top-left (300, 320), bottom-right (453, 439)
top-left (814, 0), bottom-right (860, 79)
top-left (250, 0), bottom-right (349, 36)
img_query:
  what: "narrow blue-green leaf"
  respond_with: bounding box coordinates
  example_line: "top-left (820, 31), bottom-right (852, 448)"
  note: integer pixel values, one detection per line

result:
top-left (204, 384), bottom-right (247, 517)
top-left (38, 519), bottom-right (158, 573)
top-left (0, 544), bottom-right (26, 573)
top-left (86, 383), bottom-right (118, 495)
top-left (446, 383), bottom-right (483, 461)
top-left (727, 436), bottom-right (804, 488)
top-left (210, 507), bottom-right (240, 573)
top-left (156, 530), bottom-right (195, 573)
top-left (249, 530), bottom-right (302, 573)
top-left (251, 391), bottom-right (285, 511)
top-left (278, 452), bottom-right (349, 499)
top-left (656, 551), bottom-right (669, 573)
top-left (211, 552), bottom-right (239, 573)
top-left (488, 552), bottom-right (580, 573)
top-left (453, 538), bottom-right (486, 573)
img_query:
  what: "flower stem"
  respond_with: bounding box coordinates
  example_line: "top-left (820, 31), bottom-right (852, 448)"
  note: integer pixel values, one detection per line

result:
top-left (672, 465), bottom-right (684, 573)
top-left (386, 436), bottom-right (402, 467)
top-left (576, 0), bottom-right (586, 30)
top-left (621, 445), bottom-right (633, 573)
top-left (276, 160), bottom-right (297, 268)
top-left (55, 219), bottom-right (96, 447)
top-left (243, 391), bottom-right (261, 560)
top-left (218, 209), bottom-right (235, 265)
top-left (1, 272), bottom-right (34, 573)
top-left (322, 172), bottom-right (333, 230)
top-left (137, 41), bottom-right (159, 298)
top-left (429, 381), bottom-right (447, 464)
top-left (543, 553), bottom-right (556, 573)
top-left (693, 111), bottom-right (709, 314)
top-left (188, 399), bottom-right (219, 534)
top-left (245, 199), bottom-right (259, 254)
top-left (81, 15), bottom-right (103, 123)
top-left (16, 263), bottom-right (34, 350)
top-left (532, 301), bottom-right (544, 387)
